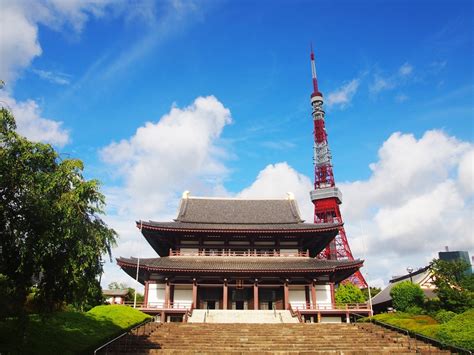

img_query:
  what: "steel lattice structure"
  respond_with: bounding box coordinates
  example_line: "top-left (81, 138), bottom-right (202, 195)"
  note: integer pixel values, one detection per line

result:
top-left (308, 47), bottom-right (367, 288)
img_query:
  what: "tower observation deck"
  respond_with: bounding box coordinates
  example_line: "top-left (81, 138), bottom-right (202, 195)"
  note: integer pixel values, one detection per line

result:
top-left (309, 47), bottom-right (367, 288)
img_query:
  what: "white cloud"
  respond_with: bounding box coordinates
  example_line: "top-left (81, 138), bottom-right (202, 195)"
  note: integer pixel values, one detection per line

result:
top-left (399, 62), bottom-right (413, 76)
top-left (369, 62), bottom-right (414, 95)
top-left (237, 162), bottom-right (314, 221)
top-left (100, 95), bottom-right (232, 218)
top-left (458, 149), bottom-right (474, 195)
top-left (369, 74), bottom-right (395, 94)
top-left (31, 69), bottom-right (71, 85)
top-left (326, 79), bottom-right (360, 108)
top-left (100, 96), bottom-right (232, 285)
top-left (0, 5), bottom-right (42, 83)
top-left (0, 0), bottom-right (113, 83)
top-left (0, 93), bottom-right (69, 146)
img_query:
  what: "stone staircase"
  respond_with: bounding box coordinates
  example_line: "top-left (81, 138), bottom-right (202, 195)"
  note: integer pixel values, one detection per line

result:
top-left (188, 309), bottom-right (299, 323)
top-left (99, 322), bottom-right (452, 354)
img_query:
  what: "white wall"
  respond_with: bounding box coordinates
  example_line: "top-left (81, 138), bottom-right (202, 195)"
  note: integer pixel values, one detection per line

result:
top-left (289, 287), bottom-right (306, 309)
top-left (173, 285), bottom-right (193, 308)
top-left (316, 284), bottom-right (332, 308)
top-left (147, 283), bottom-right (165, 307)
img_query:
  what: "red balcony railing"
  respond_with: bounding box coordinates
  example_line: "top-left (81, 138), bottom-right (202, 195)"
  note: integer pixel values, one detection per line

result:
top-left (169, 249), bottom-right (309, 257)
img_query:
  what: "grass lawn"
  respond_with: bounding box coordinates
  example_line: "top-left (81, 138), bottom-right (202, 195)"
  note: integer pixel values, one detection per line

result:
top-left (0, 305), bottom-right (151, 354)
top-left (362, 309), bottom-right (474, 351)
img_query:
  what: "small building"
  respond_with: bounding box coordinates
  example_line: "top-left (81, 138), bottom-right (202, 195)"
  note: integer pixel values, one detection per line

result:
top-left (103, 289), bottom-right (128, 305)
top-left (439, 250), bottom-right (472, 276)
top-left (371, 266), bottom-right (436, 313)
top-left (117, 194), bottom-right (369, 322)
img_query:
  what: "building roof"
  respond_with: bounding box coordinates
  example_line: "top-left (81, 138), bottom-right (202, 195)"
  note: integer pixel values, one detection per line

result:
top-left (102, 289), bottom-right (129, 297)
top-left (138, 195), bottom-right (341, 233)
top-left (137, 195), bottom-right (342, 257)
top-left (175, 196), bottom-right (304, 224)
top-left (139, 220), bottom-right (341, 232)
top-left (117, 256), bottom-right (363, 284)
top-left (371, 265), bottom-right (435, 307)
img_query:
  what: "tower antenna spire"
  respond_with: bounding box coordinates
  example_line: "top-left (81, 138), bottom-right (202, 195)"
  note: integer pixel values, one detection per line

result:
top-left (310, 43), bottom-right (319, 95)
top-left (309, 45), bottom-right (367, 288)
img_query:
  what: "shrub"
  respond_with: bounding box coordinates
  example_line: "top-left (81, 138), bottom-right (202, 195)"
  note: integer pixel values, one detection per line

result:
top-left (405, 305), bottom-right (424, 315)
top-left (437, 309), bottom-right (474, 350)
top-left (335, 283), bottom-right (365, 304)
top-left (390, 281), bottom-right (424, 312)
top-left (434, 310), bottom-right (456, 324)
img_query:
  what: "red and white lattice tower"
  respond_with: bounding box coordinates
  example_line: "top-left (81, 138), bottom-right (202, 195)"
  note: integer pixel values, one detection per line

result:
top-left (309, 47), bottom-right (367, 287)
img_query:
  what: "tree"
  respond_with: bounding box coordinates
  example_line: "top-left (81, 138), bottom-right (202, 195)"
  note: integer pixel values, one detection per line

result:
top-left (362, 287), bottom-right (381, 302)
top-left (335, 283), bottom-right (365, 304)
top-left (430, 259), bottom-right (474, 313)
top-left (390, 281), bottom-right (424, 312)
top-left (0, 108), bottom-right (117, 314)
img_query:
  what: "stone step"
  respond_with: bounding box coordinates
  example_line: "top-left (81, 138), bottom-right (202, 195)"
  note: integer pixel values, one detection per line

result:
top-left (100, 322), bottom-right (451, 354)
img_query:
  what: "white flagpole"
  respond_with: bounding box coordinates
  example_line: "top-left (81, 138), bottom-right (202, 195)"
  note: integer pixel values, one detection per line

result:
top-left (133, 221), bottom-right (143, 308)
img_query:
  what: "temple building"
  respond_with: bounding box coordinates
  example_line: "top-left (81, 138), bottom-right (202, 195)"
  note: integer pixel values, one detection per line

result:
top-left (117, 192), bottom-right (369, 322)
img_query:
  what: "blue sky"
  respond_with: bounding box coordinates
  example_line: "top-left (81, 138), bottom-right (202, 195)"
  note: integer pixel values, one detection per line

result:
top-left (1, 0), bottom-right (473, 288)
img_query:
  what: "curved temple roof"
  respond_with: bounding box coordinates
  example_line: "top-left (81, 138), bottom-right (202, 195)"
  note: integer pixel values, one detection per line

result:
top-left (176, 196), bottom-right (304, 224)
top-left (117, 256), bottom-right (363, 284)
top-left (137, 195), bottom-right (342, 232)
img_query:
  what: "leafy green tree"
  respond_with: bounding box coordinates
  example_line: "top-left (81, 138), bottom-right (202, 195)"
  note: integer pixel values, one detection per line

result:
top-left (430, 259), bottom-right (474, 313)
top-left (335, 283), bottom-right (366, 304)
top-left (362, 287), bottom-right (381, 301)
top-left (390, 281), bottom-right (424, 312)
top-left (0, 108), bottom-right (117, 314)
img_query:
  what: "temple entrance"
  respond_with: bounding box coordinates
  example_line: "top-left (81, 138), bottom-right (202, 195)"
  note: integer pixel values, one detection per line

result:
top-left (198, 287), bottom-right (222, 309)
top-left (259, 287), bottom-right (284, 310)
top-left (231, 288), bottom-right (251, 310)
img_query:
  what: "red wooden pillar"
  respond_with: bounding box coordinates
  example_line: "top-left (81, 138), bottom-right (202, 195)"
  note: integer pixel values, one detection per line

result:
top-left (143, 281), bottom-right (149, 308)
top-left (253, 280), bottom-right (259, 310)
top-left (223, 279), bottom-right (228, 310)
top-left (284, 280), bottom-right (289, 310)
top-left (192, 279), bottom-right (197, 309)
top-left (311, 282), bottom-right (317, 309)
top-left (165, 280), bottom-right (170, 308)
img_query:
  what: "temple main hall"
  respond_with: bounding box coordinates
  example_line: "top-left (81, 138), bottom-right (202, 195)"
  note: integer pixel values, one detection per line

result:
top-left (117, 192), bottom-right (369, 323)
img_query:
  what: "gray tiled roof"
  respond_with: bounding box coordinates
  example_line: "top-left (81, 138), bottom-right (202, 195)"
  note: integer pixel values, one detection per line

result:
top-left (141, 220), bottom-right (340, 232)
top-left (117, 256), bottom-right (362, 272)
top-left (175, 197), bottom-right (303, 224)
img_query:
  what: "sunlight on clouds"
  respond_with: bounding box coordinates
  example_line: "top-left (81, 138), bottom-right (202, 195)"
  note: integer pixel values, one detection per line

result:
top-left (100, 95), bottom-right (232, 218)
top-left (237, 162), bottom-right (314, 221)
top-left (0, 0), bottom-right (113, 82)
top-left (100, 95), bottom-right (232, 285)
top-left (326, 79), bottom-right (360, 108)
top-left (0, 93), bottom-right (70, 146)
top-left (0, 5), bottom-right (42, 83)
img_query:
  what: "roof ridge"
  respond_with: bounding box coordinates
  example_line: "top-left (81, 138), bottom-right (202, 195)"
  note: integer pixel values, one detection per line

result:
top-left (186, 196), bottom-right (294, 201)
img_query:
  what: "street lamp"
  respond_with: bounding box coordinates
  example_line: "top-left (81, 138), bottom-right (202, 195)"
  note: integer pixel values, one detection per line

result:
top-left (406, 267), bottom-right (414, 283)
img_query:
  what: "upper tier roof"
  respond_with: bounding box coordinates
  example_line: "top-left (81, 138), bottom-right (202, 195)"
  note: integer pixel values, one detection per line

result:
top-left (137, 194), bottom-right (341, 257)
top-left (174, 195), bottom-right (304, 225)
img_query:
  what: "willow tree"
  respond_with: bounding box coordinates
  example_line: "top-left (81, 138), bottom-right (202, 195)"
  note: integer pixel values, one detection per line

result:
top-left (0, 108), bottom-right (116, 314)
